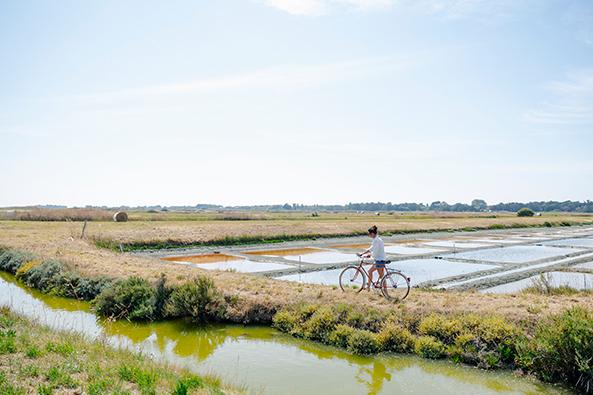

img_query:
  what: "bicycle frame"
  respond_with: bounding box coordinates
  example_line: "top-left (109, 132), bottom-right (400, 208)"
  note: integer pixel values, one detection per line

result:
top-left (355, 258), bottom-right (390, 287)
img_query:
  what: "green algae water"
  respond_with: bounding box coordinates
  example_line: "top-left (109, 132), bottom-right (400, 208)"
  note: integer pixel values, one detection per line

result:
top-left (0, 273), bottom-right (572, 395)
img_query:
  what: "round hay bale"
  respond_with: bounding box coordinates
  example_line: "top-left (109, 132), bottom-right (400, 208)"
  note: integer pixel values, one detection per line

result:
top-left (113, 211), bottom-right (128, 222)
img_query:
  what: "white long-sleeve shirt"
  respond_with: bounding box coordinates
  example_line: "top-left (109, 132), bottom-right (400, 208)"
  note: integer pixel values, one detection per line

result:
top-left (370, 236), bottom-right (386, 261)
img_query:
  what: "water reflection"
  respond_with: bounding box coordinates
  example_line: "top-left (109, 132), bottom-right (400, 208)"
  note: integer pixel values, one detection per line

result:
top-left (0, 273), bottom-right (572, 395)
top-left (355, 361), bottom-right (392, 395)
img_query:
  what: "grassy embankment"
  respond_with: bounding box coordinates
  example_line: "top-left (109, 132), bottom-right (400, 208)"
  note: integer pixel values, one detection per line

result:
top-left (0, 215), bottom-right (592, 392)
top-left (0, 307), bottom-right (240, 394)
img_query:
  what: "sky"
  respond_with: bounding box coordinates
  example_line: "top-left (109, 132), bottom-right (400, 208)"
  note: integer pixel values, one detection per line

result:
top-left (1, 0), bottom-right (592, 207)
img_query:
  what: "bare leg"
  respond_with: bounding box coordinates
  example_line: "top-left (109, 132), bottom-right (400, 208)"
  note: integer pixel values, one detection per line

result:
top-left (378, 267), bottom-right (385, 289)
top-left (368, 266), bottom-right (377, 289)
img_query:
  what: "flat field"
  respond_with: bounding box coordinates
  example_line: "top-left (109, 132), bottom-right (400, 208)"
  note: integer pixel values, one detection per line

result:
top-left (1, 211), bottom-right (592, 324)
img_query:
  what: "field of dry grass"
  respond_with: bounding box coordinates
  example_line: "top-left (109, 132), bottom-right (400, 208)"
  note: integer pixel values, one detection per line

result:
top-left (1, 214), bottom-right (592, 326)
top-left (53, 211), bottom-right (593, 246)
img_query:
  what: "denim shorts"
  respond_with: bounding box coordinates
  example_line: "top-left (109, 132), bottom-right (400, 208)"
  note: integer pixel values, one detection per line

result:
top-left (374, 260), bottom-right (387, 268)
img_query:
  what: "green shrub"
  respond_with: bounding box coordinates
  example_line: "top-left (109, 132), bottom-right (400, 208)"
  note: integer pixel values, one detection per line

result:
top-left (454, 333), bottom-right (477, 353)
top-left (474, 316), bottom-right (518, 349)
top-left (172, 376), bottom-right (204, 395)
top-left (118, 365), bottom-right (157, 395)
top-left (45, 341), bottom-right (75, 356)
top-left (302, 308), bottom-right (337, 342)
top-left (165, 276), bottom-right (226, 322)
top-left (17, 259), bottom-right (112, 300)
top-left (328, 324), bottom-right (355, 348)
top-left (0, 328), bottom-right (16, 354)
top-left (418, 314), bottom-right (462, 344)
top-left (344, 307), bottom-right (385, 332)
top-left (518, 307), bottom-right (593, 394)
top-left (272, 310), bottom-right (299, 333)
top-left (25, 345), bottom-right (41, 358)
top-left (18, 260), bottom-right (64, 292)
top-left (414, 336), bottom-right (446, 359)
top-left (46, 366), bottom-right (77, 388)
top-left (94, 276), bottom-right (156, 321)
top-left (347, 329), bottom-right (380, 355)
top-left (377, 323), bottom-right (416, 353)
top-left (153, 274), bottom-right (171, 320)
top-left (517, 208), bottom-right (535, 217)
top-left (0, 250), bottom-right (34, 274)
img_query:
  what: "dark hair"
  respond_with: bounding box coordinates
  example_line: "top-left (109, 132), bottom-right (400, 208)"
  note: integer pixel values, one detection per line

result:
top-left (368, 225), bottom-right (378, 235)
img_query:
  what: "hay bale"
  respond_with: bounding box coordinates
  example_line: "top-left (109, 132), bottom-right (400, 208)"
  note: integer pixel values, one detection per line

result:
top-left (113, 211), bottom-right (128, 222)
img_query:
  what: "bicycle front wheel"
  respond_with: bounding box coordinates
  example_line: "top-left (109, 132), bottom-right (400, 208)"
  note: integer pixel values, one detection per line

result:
top-left (339, 266), bottom-right (366, 294)
top-left (381, 271), bottom-right (410, 301)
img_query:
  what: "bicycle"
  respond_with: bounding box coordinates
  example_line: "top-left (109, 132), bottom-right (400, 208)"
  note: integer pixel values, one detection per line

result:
top-left (339, 257), bottom-right (411, 301)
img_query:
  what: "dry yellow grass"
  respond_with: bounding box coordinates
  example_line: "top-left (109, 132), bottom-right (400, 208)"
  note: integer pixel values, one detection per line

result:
top-left (1, 216), bottom-right (592, 326)
top-left (55, 211), bottom-right (593, 245)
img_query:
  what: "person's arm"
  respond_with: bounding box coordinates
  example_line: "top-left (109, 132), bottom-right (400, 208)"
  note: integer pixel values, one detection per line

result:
top-left (358, 242), bottom-right (373, 257)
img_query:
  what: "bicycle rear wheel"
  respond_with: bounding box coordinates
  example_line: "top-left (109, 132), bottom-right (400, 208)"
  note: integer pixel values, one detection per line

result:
top-left (339, 266), bottom-right (366, 293)
top-left (381, 271), bottom-right (410, 301)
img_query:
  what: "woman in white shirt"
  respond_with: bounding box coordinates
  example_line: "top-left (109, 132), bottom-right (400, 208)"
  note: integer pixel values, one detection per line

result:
top-left (358, 225), bottom-right (387, 290)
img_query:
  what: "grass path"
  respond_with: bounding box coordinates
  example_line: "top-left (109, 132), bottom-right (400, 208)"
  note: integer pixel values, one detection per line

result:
top-left (0, 307), bottom-right (242, 395)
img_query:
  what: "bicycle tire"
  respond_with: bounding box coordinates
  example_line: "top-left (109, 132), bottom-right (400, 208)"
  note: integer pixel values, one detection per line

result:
top-left (381, 271), bottom-right (410, 301)
top-left (339, 266), bottom-right (366, 293)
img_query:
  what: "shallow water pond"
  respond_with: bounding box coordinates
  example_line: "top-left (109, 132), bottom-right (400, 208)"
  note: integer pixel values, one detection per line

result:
top-left (384, 245), bottom-right (443, 255)
top-left (542, 238), bottom-right (593, 248)
top-left (246, 247), bottom-right (358, 264)
top-left (0, 273), bottom-right (572, 395)
top-left (161, 254), bottom-right (292, 273)
top-left (422, 241), bottom-right (491, 249)
top-left (446, 245), bottom-right (580, 264)
top-left (277, 259), bottom-right (496, 286)
top-left (482, 271), bottom-right (593, 294)
top-left (471, 238), bottom-right (523, 244)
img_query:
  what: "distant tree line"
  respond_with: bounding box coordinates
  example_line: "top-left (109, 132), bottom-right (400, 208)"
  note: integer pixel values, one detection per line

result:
top-left (17, 200), bottom-right (593, 213)
top-left (228, 199), bottom-right (593, 213)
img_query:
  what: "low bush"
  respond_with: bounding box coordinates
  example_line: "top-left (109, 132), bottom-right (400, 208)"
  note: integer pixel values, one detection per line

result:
top-left (347, 329), bottom-right (380, 355)
top-left (518, 307), bottom-right (593, 394)
top-left (272, 310), bottom-right (299, 333)
top-left (17, 259), bottom-right (112, 301)
top-left (414, 336), bottom-right (446, 359)
top-left (418, 313), bottom-right (462, 344)
top-left (94, 277), bottom-right (156, 321)
top-left (517, 208), bottom-right (535, 217)
top-left (153, 274), bottom-right (171, 320)
top-left (0, 249), bottom-right (34, 274)
top-left (165, 276), bottom-right (226, 322)
top-left (302, 307), bottom-right (337, 342)
top-left (377, 322), bottom-right (416, 353)
top-left (328, 324), bottom-right (355, 348)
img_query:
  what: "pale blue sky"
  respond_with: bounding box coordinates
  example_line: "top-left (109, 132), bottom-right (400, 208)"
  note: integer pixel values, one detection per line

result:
top-left (1, 0), bottom-right (592, 207)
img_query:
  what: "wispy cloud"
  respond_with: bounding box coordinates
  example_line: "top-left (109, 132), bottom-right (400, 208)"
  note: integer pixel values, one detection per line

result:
top-left (262, 0), bottom-right (527, 18)
top-left (60, 56), bottom-right (418, 106)
top-left (524, 69), bottom-right (593, 125)
top-left (262, 0), bottom-right (393, 16)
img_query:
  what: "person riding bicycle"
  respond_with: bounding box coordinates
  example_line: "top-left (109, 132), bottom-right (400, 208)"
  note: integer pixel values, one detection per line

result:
top-left (358, 225), bottom-right (387, 290)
